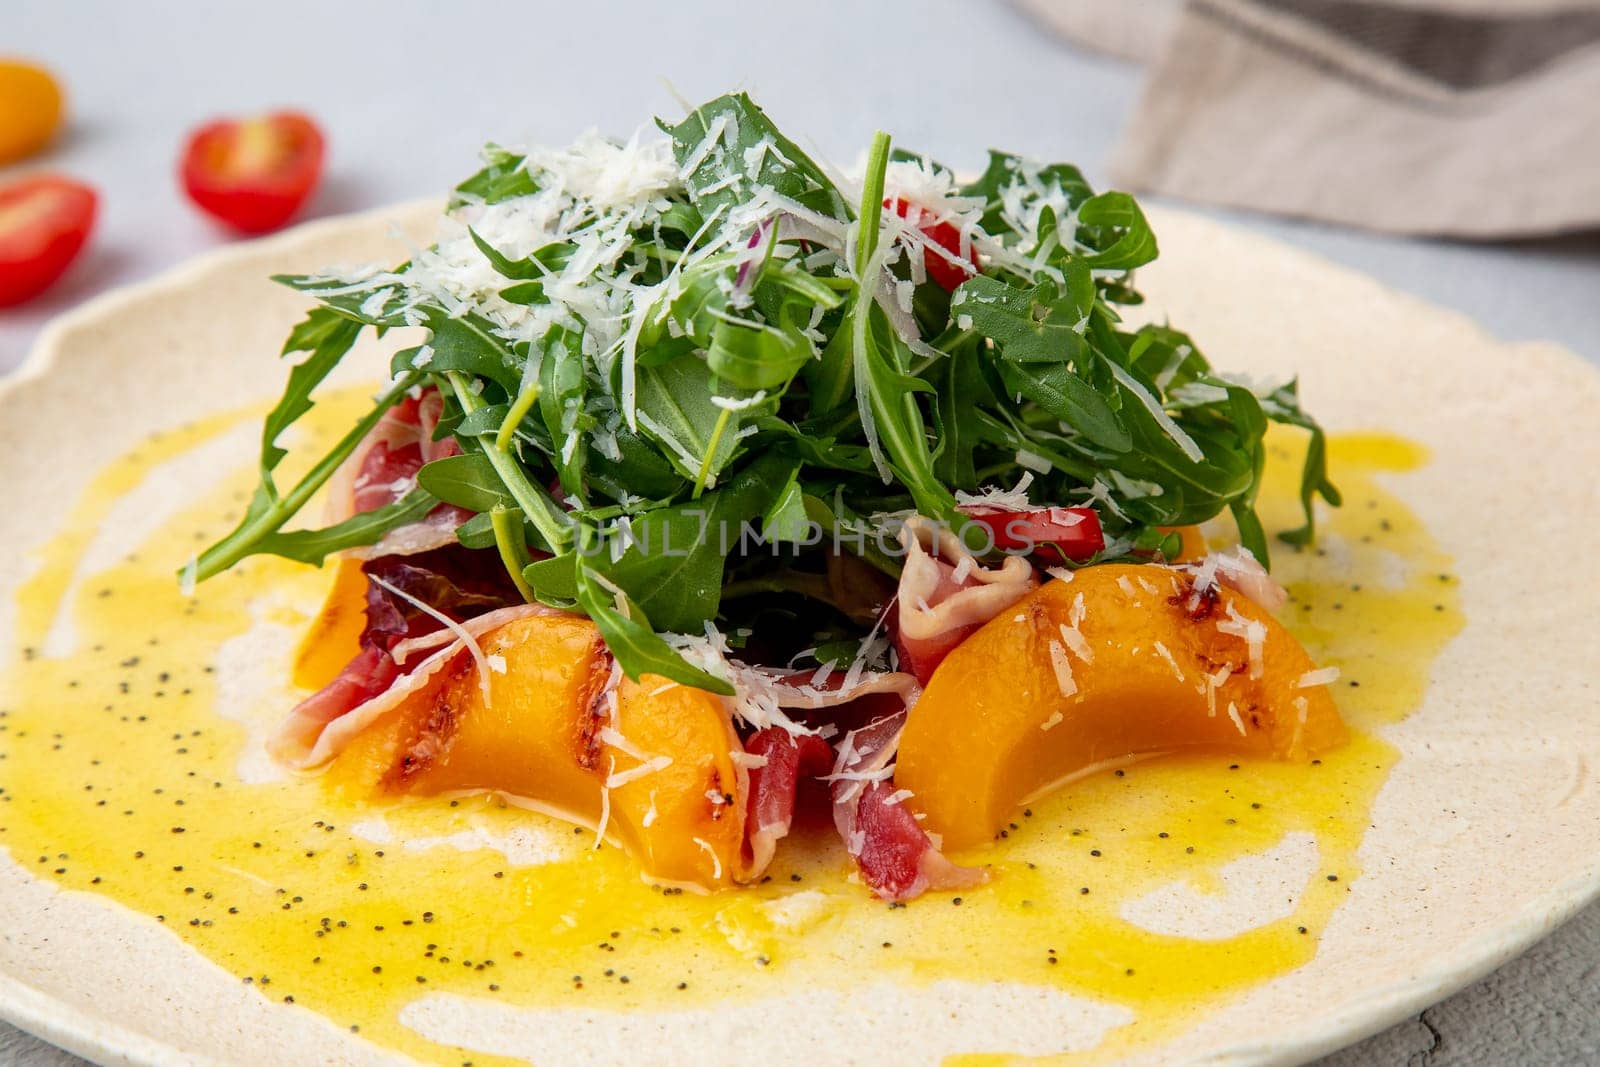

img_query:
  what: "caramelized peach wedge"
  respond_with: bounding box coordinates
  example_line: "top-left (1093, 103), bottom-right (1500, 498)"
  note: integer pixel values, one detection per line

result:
top-left (295, 570), bottom-right (749, 887)
top-left (895, 564), bottom-right (1345, 851)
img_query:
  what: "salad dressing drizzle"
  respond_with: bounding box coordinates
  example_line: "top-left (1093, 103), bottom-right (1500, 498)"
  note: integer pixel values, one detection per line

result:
top-left (0, 392), bottom-right (1460, 1064)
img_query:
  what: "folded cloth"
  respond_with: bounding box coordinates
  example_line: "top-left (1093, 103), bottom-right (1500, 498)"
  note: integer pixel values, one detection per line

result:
top-left (1015, 0), bottom-right (1600, 237)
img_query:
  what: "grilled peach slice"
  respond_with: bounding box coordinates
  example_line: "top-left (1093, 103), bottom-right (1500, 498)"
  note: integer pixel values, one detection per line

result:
top-left (895, 564), bottom-right (1344, 850)
top-left (324, 613), bottom-right (747, 887)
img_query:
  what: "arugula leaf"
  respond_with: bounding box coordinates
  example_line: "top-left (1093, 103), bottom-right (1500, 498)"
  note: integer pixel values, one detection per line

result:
top-left (451, 144), bottom-right (539, 206)
top-left (260, 308), bottom-right (363, 491)
top-left (1261, 380), bottom-right (1342, 546)
top-left (998, 360), bottom-right (1131, 453)
top-left (536, 325), bottom-right (589, 499)
top-left (1077, 191), bottom-right (1159, 271)
top-left (706, 316), bottom-right (812, 391)
top-left (191, 370), bottom-right (420, 581)
top-left (931, 338), bottom-right (991, 489)
top-left (662, 93), bottom-right (841, 220)
top-left (252, 489), bottom-right (438, 566)
top-left (574, 562), bottom-right (735, 694)
top-left (416, 452), bottom-right (517, 513)
top-left (962, 153), bottom-right (1093, 243)
top-left (469, 230), bottom-right (574, 281)
top-left (584, 452), bottom-right (797, 632)
top-left (455, 508), bottom-right (546, 554)
top-left (854, 299), bottom-right (956, 521)
top-left (761, 466), bottom-right (809, 542)
top-left (274, 273), bottom-right (412, 327)
top-left (402, 314), bottom-right (522, 393)
top-left (952, 275), bottom-right (1089, 365)
top-left (584, 422), bottom-right (688, 501)
top-left (634, 355), bottom-right (762, 485)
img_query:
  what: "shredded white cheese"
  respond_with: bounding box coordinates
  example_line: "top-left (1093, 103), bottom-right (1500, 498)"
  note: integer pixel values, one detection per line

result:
top-left (693, 836), bottom-right (723, 881)
top-left (1215, 603), bottom-right (1267, 681)
top-left (1047, 639), bottom-right (1078, 698)
top-left (1226, 701), bottom-right (1247, 737)
top-left (1297, 667), bottom-right (1341, 689)
top-left (1057, 621), bottom-right (1094, 664)
top-left (1152, 640), bottom-right (1185, 683)
top-left (605, 755), bottom-right (673, 789)
top-left (595, 764), bottom-right (613, 851)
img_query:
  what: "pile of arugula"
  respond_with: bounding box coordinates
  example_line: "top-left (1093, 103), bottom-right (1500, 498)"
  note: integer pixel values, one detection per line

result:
top-left (191, 93), bottom-right (1338, 692)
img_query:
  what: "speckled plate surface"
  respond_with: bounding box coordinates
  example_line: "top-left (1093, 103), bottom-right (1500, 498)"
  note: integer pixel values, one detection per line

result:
top-left (0, 203), bottom-right (1596, 1066)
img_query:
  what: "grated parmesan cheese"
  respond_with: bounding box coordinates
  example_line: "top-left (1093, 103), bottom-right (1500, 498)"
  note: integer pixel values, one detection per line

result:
top-left (1217, 603), bottom-right (1267, 680)
top-left (1047, 639), bottom-right (1078, 698)
top-left (1297, 666), bottom-right (1341, 689)
top-left (1152, 640), bottom-right (1185, 683)
top-left (1226, 701), bottom-right (1247, 737)
top-left (692, 837), bottom-right (722, 881)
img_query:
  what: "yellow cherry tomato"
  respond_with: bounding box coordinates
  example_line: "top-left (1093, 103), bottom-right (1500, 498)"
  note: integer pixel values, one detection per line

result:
top-left (0, 60), bottom-right (65, 166)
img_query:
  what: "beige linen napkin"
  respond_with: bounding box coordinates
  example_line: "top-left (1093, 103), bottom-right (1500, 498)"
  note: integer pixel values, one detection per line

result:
top-left (1016, 0), bottom-right (1600, 237)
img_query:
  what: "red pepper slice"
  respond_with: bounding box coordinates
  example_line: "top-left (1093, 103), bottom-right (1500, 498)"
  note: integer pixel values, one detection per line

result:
top-left (960, 505), bottom-right (1104, 565)
top-left (0, 174), bottom-right (97, 307)
top-left (884, 196), bottom-right (979, 291)
top-left (180, 111), bottom-right (325, 234)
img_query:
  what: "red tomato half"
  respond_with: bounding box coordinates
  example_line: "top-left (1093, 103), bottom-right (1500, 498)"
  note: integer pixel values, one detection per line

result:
top-left (181, 111), bottom-right (324, 234)
top-left (0, 174), bottom-right (97, 307)
top-left (960, 505), bottom-right (1104, 565)
top-left (884, 196), bottom-right (979, 291)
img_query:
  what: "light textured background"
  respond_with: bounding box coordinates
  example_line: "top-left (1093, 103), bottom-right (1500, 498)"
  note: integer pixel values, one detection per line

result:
top-left (3, 1), bottom-right (1597, 1063)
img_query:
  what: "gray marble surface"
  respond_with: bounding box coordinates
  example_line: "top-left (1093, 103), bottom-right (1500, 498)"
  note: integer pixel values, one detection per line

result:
top-left (4, 1), bottom-right (1597, 1063)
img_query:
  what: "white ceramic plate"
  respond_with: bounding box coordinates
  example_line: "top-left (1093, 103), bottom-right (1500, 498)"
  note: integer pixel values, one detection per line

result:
top-left (1, 203), bottom-right (1596, 1066)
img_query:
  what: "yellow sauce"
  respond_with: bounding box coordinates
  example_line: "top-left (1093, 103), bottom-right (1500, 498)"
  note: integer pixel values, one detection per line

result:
top-left (0, 393), bottom-right (1461, 1065)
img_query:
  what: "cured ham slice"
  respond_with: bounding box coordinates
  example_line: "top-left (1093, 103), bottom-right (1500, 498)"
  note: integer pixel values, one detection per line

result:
top-left (742, 728), bottom-right (833, 876)
top-left (731, 668), bottom-right (925, 879)
top-left (892, 515), bottom-right (1037, 685)
top-left (828, 709), bottom-right (986, 901)
top-left (326, 386), bottom-right (474, 557)
top-left (271, 644), bottom-right (399, 769)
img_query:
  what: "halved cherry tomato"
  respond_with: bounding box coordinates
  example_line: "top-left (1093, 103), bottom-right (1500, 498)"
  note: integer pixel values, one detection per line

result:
top-left (0, 174), bottom-right (96, 307)
top-left (884, 196), bottom-right (979, 291)
top-left (180, 111), bottom-right (324, 234)
top-left (960, 505), bottom-right (1104, 565)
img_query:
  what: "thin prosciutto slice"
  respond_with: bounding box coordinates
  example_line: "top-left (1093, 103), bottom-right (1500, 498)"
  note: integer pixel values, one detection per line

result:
top-left (271, 644), bottom-right (399, 768)
top-left (829, 710), bottom-right (985, 901)
top-left (734, 666), bottom-right (921, 878)
top-left (742, 728), bottom-right (833, 876)
top-left (328, 387), bottom-right (473, 557)
top-left (892, 515), bottom-right (1037, 684)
